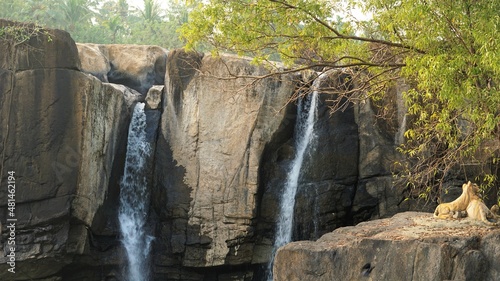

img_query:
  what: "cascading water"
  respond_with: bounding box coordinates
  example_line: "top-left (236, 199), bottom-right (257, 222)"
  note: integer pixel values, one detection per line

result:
top-left (267, 75), bottom-right (321, 280)
top-left (118, 102), bottom-right (154, 281)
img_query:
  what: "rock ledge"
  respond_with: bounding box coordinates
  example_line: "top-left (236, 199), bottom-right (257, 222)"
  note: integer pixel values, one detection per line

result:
top-left (274, 212), bottom-right (500, 281)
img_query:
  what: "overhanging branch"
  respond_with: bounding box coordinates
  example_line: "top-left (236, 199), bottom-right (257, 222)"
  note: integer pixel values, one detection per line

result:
top-left (269, 0), bottom-right (426, 54)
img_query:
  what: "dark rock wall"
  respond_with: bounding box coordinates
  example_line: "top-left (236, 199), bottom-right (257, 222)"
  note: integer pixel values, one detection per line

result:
top-left (0, 20), bottom-right (141, 280)
top-left (256, 71), bottom-right (360, 249)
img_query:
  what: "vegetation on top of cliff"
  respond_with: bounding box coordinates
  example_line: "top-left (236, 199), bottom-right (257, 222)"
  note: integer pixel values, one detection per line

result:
top-left (0, 22), bottom-right (51, 46)
top-left (180, 0), bottom-right (500, 203)
top-left (0, 0), bottom-right (190, 49)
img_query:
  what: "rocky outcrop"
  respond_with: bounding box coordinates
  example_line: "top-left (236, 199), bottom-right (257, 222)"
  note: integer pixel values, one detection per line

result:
top-left (274, 212), bottom-right (500, 281)
top-left (150, 50), bottom-right (418, 280)
top-left (145, 85), bottom-right (163, 110)
top-left (76, 43), bottom-right (110, 82)
top-left (153, 50), bottom-right (296, 275)
top-left (0, 20), bottom-right (140, 280)
top-left (0, 21), bottom-right (80, 72)
top-left (76, 43), bottom-right (168, 95)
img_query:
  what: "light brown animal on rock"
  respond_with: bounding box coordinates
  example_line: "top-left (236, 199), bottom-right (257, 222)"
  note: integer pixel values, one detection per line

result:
top-left (434, 181), bottom-right (480, 219)
top-left (467, 199), bottom-right (499, 226)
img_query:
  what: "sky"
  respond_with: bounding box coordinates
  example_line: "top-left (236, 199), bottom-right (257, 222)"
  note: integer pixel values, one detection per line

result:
top-left (127, 0), bottom-right (142, 9)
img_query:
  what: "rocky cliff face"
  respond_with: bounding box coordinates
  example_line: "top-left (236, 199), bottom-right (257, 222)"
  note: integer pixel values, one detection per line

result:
top-left (0, 20), bottom-right (144, 280)
top-left (257, 71), bottom-right (359, 248)
top-left (0, 21), bottom-right (414, 280)
top-left (153, 50), bottom-right (296, 279)
top-left (151, 51), bottom-right (414, 279)
top-left (274, 212), bottom-right (500, 281)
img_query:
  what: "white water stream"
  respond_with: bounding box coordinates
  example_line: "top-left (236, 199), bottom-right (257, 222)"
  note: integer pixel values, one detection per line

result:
top-left (267, 75), bottom-right (322, 280)
top-left (118, 102), bottom-right (153, 281)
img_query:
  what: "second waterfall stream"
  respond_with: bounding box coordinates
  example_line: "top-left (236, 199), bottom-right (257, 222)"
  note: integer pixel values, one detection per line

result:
top-left (267, 73), bottom-right (323, 280)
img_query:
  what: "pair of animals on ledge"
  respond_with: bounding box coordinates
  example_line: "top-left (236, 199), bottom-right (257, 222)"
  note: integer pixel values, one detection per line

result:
top-left (434, 181), bottom-right (500, 226)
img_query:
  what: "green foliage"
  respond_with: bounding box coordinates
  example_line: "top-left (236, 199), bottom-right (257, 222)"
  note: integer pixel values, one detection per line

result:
top-left (181, 0), bottom-right (500, 201)
top-left (0, 0), bottom-right (191, 49)
top-left (0, 25), bottom-right (36, 45)
top-left (0, 23), bottom-right (51, 46)
top-left (379, 0), bottom-right (500, 197)
top-left (182, 1), bottom-right (369, 65)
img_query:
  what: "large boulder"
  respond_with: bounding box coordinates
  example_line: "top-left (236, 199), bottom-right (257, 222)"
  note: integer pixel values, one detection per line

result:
top-left (274, 212), bottom-right (500, 281)
top-left (76, 43), bottom-right (110, 82)
top-left (76, 43), bottom-right (168, 95)
top-left (0, 20), bottom-right (80, 71)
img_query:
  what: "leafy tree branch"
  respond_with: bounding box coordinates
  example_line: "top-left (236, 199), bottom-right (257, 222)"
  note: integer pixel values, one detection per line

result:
top-left (181, 0), bottom-right (500, 201)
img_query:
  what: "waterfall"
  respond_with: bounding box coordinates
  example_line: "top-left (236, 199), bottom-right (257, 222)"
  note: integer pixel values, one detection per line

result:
top-left (118, 102), bottom-right (154, 281)
top-left (267, 75), bottom-right (321, 280)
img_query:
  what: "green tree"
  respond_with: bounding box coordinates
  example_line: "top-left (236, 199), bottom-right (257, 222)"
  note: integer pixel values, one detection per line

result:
top-left (140, 0), bottom-right (163, 22)
top-left (0, 0), bottom-right (190, 48)
top-left (158, 0), bottom-right (194, 48)
top-left (181, 0), bottom-right (500, 200)
top-left (117, 0), bottom-right (129, 18)
top-left (0, 0), bottom-right (23, 20)
top-left (124, 0), bottom-right (191, 48)
top-left (105, 15), bottom-right (125, 43)
top-left (94, 0), bottom-right (130, 43)
top-left (0, 0), bottom-right (57, 24)
top-left (54, 0), bottom-right (94, 32)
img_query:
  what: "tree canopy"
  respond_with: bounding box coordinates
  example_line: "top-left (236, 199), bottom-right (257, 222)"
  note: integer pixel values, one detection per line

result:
top-left (181, 0), bottom-right (500, 200)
